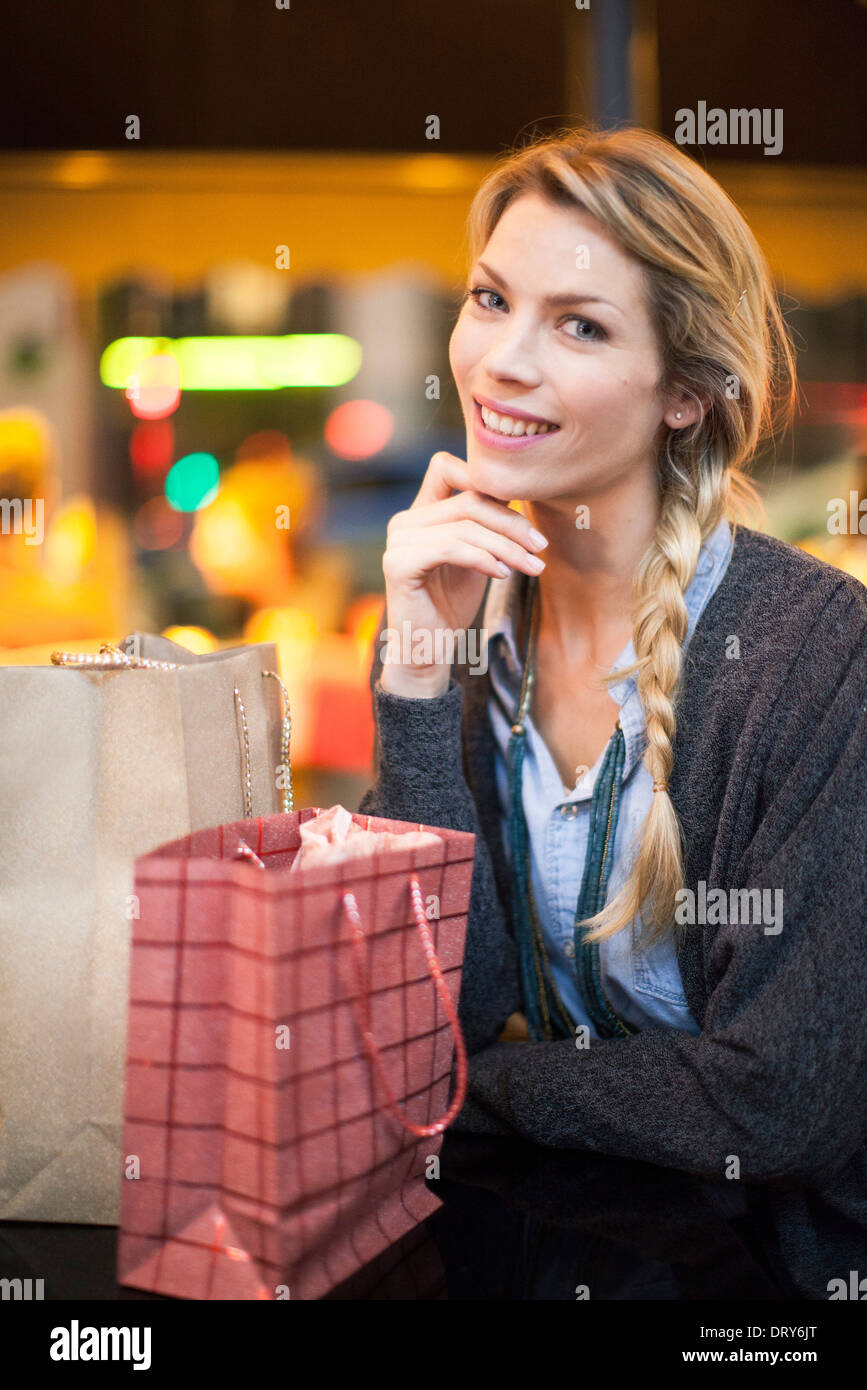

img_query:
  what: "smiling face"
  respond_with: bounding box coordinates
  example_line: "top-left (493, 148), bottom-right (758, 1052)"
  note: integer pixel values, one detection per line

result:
top-left (449, 192), bottom-right (672, 508)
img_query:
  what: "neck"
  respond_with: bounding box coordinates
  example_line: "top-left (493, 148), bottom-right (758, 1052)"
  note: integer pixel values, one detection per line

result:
top-left (522, 474), bottom-right (662, 667)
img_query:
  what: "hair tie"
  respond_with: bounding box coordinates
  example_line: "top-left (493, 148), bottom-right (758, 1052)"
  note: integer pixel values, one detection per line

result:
top-left (652, 780), bottom-right (668, 792)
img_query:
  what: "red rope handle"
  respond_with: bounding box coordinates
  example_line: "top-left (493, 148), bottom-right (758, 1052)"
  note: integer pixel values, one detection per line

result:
top-left (343, 873), bottom-right (468, 1138)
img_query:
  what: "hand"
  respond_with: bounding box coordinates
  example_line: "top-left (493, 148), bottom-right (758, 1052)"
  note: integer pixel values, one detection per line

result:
top-left (499, 1012), bottom-right (531, 1042)
top-left (379, 451), bottom-right (547, 696)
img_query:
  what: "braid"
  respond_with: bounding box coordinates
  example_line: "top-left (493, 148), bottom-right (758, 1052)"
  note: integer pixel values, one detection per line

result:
top-left (578, 457), bottom-right (730, 949)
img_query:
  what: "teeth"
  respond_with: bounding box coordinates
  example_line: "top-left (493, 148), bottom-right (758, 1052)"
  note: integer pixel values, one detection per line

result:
top-left (480, 404), bottom-right (556, 436)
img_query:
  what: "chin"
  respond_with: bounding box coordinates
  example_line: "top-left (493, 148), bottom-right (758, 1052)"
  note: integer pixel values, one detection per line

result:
top-left (464, 452), bottom-right (525, 501)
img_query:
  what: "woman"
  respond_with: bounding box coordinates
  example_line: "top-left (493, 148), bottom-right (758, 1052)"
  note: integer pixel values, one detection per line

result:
top-left (358, 125), bottom-right (867, 1300)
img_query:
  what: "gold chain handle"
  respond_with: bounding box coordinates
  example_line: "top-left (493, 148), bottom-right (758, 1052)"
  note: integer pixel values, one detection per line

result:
top-left (51, 642), bottom-right (181, 672)
top-left (50, 643), bottom-right (294, 816)
top-left (262, 670), bottom-right (294, 814)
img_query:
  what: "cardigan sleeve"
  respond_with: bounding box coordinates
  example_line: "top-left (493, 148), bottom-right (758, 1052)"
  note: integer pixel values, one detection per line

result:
top-left (357, 635), bottom-right (522, 1054)
top-left (452, 579), bottom-right (867, 1188)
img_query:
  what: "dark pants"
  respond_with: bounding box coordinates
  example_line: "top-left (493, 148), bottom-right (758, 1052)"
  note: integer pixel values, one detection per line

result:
top-left (425, 1179), bottom-right (801, 1300)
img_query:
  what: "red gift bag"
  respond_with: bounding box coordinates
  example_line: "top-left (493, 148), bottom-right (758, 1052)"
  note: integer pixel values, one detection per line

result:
top-left (116, 810), bottom-right (472, 1300)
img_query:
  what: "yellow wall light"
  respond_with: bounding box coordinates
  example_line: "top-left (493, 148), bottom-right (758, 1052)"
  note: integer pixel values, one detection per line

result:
top-left (99, 335), bottom-right (362, 390)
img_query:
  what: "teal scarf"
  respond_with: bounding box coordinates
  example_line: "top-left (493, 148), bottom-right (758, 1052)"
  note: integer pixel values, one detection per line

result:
top-left (505, 575), bottom-right (635, 1042)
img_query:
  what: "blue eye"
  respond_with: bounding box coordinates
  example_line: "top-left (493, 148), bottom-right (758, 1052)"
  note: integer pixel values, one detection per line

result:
top-left (567, 317), bottom-right (605, 341)
top-left (466, 287), bottom-right (505, 311)
top-left (465, 287), bottom-right (607, 342)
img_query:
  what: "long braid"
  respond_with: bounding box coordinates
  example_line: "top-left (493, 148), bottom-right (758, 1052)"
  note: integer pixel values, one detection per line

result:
top-left (578, 444), bottom-right (731, 947)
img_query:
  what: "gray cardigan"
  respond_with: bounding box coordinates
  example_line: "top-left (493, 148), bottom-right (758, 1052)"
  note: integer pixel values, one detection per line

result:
top-left (358, 525), bottom-right (867, 1299)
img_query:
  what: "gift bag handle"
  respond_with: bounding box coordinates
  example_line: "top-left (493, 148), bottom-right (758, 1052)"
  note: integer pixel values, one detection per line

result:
top-left (50, 643), bottom-right (294, 814)
top-left (237, 669), bottom-right (294, 815)
top-left (342, 873), bottom-right (468, 1138)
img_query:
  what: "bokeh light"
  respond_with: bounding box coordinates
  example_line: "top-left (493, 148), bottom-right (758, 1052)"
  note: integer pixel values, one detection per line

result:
top-left (165, 452), bottom-right (220, 512)
top-left (160, 625), bottom-right (219, 653)
top-left (189, 497), bottom-right (262, 578)
top-left (130, 419), bottom-right (174, 478)
top-left (132, 496), bottom-right (186, 550)
top-left (101, 335), bottom-right (362, 390)
top-left (235, 429), bottom-right (292, 464)
top-left (0, 407), bottom-right (59, 497)
top-left (189, 451), bottom-right (323, 606)
top-left (125, 352), bottom-right (181, 420)
top-left (344, 593), bottom-right (389, 661)
top-left (42, 496), bottom-right (98, 584)
top-left (324, 399), bottom-right (394, 459)
top-left (243, 605), bottom-right (320, 682)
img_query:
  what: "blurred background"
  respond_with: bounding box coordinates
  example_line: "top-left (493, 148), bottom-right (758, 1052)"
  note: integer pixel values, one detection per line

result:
top-left (0, 0), bottom-right (864, 808)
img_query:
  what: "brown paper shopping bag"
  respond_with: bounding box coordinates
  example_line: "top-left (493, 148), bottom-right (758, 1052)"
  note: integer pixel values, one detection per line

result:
top-left (0, 634), bottom-right (292, 1224)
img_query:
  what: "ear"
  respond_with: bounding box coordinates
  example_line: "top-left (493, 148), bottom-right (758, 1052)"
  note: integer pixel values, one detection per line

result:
top-left (662, 389), bottom-right (708, 430)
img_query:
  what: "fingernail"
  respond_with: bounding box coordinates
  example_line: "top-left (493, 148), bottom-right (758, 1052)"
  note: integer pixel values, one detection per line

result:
top-left (526, 555), bottom-right (546, 572)
top-left (527, 528), bottom-right (548, 550)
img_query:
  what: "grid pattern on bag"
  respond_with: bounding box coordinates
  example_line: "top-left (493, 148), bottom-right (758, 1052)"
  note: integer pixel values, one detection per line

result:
top-left (322, 1219), bottom-right (447, 1300)
top-left (117, 811), bottom-right (473, 1300)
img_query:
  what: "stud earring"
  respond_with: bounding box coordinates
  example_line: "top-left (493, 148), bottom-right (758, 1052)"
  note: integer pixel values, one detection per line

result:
top-left (675, 412), bottom-right (683, 420)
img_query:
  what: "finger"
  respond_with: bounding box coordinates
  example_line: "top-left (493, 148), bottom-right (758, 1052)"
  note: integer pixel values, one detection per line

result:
top-left (391, 518), bottom-right (545, 575)
top-left (392, 490), bottom-right (547, 554)
top-left (412, 451), bottom-right (473, 508)
top-left (383, 534), bottom-right (511, 584)
top-left (436, 492), bottom-right (547, 552)
top-left (499, 1012), bottom-right (530, 1042)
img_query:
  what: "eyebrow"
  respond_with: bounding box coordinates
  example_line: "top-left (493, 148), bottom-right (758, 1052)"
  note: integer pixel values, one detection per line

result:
top-left (473, 260), bottom-right (621, 313)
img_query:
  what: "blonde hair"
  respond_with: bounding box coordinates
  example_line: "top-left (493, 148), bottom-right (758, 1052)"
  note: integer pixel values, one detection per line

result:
top-left (463, 124), bottom-right (797, 948)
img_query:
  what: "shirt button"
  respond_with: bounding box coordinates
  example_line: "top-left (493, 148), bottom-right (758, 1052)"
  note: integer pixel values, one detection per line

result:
top-left (563, 940), bottom-right (576, 958)
top-left (560, 803), bottom-right (579, 819)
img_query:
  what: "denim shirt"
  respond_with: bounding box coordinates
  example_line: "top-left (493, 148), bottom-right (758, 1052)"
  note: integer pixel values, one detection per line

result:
top-left (483, 517), bottom-right (733, 1037)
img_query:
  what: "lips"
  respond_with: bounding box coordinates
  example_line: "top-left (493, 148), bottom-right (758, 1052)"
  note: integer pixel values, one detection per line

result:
top-left (470, 398), bottom-right (561, 449)
top-left (473, 394), bottom-right (560, 428)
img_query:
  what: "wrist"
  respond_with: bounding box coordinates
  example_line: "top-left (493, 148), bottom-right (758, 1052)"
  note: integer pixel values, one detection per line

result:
top-left (379, 663), bottom-right (451, 699)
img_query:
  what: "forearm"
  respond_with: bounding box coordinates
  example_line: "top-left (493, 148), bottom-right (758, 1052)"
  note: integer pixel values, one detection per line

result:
top-left (358, 674), bottom-right (522, 1052)
top-left (359, 675), bottom-right (473, 831)
top-left (456, 1014), bottom-right (865, 1190)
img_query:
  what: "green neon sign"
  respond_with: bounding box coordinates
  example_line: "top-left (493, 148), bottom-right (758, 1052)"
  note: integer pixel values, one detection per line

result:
top-left (100, 335), bottom-right (362, 390)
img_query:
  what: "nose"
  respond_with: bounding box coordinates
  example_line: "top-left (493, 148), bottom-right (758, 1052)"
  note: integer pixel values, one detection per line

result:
top-left (479, 322), bottom-right (544, 386)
